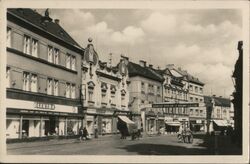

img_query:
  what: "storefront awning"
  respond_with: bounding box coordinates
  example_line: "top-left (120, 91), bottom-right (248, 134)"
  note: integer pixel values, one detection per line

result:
top-left (213, 120), bottom-right (229, 127)
top-left (165, 121), bottom-right (181, 126)
top-left (118, 116), bottom-right (135, 124)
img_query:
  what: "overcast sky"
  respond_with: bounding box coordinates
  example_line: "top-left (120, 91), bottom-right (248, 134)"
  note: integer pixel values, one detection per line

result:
top-left (37, 9), bottom-right (242, 98)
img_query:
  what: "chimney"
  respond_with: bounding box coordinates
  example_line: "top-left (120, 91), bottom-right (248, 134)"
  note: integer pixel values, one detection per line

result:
top-left (139, 60), bottom-right (146, 67)
top-left (157, 66), bottom-right (160, 70)
top-left (54, 19), bottom-right (60, 24)
top-left (149, 64), bottom-right (153, 69)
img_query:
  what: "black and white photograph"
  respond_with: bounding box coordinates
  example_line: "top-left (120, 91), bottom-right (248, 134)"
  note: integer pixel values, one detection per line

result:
top-left (0, 0), bottom-right (249, 163)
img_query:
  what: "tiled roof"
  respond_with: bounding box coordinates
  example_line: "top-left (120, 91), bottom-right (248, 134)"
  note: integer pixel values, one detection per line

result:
top-left (127, 62), bottom-right (164, 82)
top-left (175, 68), bottom-right (204, 86)
top-left (8, 8), bottom-right (82, 49)
top-left (204, 96), bottom-right (231, 107)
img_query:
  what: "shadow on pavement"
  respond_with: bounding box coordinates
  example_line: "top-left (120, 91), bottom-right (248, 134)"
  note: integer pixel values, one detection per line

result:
top-left (117, 143), bottom-right (211, 155)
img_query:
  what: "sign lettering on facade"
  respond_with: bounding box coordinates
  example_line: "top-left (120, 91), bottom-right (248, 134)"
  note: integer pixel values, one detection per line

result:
top-left (152, 103), bottom-right (199, 108)
top-left (34, 102), bottom-right (55, 110)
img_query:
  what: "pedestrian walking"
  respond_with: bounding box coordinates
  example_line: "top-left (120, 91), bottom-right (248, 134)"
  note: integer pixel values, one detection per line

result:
top-left (186, 128), bottom-right (193, 143)
top-left (82, 127), bottom-right (89, 140)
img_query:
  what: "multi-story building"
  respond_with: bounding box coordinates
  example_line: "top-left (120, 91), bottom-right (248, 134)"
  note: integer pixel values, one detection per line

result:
top-left (127, 60), bottom-right (165, 134)
top-left (155, 65), bottom-right (190, 133)
top-left (81, 39), bottom-right (130, 136)
top-left (204, 96), bottom-right (232, 133)
top-left (6, 9), bottom-right (84, 139)
top-left (175, 66), bottom-right (206, 132)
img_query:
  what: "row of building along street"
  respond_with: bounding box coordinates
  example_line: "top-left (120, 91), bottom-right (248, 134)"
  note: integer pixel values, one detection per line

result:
top-left (5, 8), bottom-right (234, 141)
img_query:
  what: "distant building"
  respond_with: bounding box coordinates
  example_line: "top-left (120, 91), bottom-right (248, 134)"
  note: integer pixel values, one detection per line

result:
top-left (204, 96), bottom-right (232, 133)
top-left (81, 40), bottom-right (130, 136)
top-left (6, 9), bottom-right (84, 139)
top-left (127, 60), bottom-right (164, 134)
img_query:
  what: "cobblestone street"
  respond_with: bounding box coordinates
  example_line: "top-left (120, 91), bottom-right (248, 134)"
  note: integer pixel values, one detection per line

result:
top-left (7, 133), bottom-right (241, 155)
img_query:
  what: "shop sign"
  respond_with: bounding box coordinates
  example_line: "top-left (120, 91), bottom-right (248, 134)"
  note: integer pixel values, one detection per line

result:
top-left (178, 117), bottom-right (189, 121)
top-left (152, 103), bottom-right (199, 108)
top-left (34, 102), bottom-right (55, 110)
top-left (196, 120), bottom-right (202, 124)
top-left (6, 98), bottom-right (78, 113)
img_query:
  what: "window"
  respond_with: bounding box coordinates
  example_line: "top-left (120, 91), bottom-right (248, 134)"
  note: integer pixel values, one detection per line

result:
top-left (190, 97), bottom-right (193, 102)
top-left (6, 67), bottom-right (10, 88)
top-left (195, 98), bottom-right (198, 102)
top-left (200, 87), bottom-right (203, 93)
top-left (121, 95), bottom-right (125, 106)
top-left (195, 86), bottom-right (198, 93)
top-left (31, 39), bottom-right (38, 57)
top-left (200, 98), bottom-right (203, 102)
top-left (23, 35), bottom-right (31, 55)
top-left (54, 80), bottom-right (59, 96)
top-left (200, 110), bottom-right (203, 116)
top-left (71, 56), bottom-right (76, 70)
top-left (66, 83), bottom-right (71, 98)
top-left (217, 109), bottom-right (221, 118)
top-left (66, 54), bottom-right (71, 69)
top-left (23, 72), bottom-right (30, 91)
top-left (54, 48), bottom-right (59, 64)
top-left (47, 78), bottom-right (53, 95)
top-left (190, 109), bottom-right (193, 115)
top-left (71, 84), bottom-right (76, 99)
top-left (88, 89), bottom-right (93, 102)
top-left (189, 85), bottom-right (193, 91)
top-left (7, 27), bottom-right (11, 47)
top-left (141, 82), bottom-right (145, 93)
top-left (48, 46), bottom-right (53, 62)
top-left (195, 109), bottom-right (199, 116)
top-left (157, 86), bottom-right (160, 95)
top-left (30, 74), bottom-right (37, 92)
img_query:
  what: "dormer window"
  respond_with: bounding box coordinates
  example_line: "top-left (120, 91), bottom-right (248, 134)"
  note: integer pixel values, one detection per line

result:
top-left (101, 82), bottom-right (108, 92)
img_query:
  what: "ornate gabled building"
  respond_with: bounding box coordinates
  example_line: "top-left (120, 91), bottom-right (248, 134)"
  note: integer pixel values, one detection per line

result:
top-left (81, 39), bottom-right (130, 136)
top-left (6, 9), bottom-right (84, 139)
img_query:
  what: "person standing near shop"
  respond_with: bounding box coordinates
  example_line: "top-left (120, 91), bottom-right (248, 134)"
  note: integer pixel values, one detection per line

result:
top-left (94, 123), bottom-right (98, 138)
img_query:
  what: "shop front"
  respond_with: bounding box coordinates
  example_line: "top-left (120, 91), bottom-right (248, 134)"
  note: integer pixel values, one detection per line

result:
top-left (189, 119), bottom-right (205, 132)
top-left (6, 99), bottom-right (83, 139)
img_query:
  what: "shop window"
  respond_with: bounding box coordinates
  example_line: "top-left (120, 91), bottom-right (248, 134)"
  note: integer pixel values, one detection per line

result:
top-left (54, 80), bottom-right (59, 96)
top-left (47, 78), bottom-right (53, 95)
top-left (23, 35), bottom-right (31, 55)
top-left (66, 83), bottom-right (71, 98)
top-left (48, 46), bottom-right (53, 63)
top-left (6, 67), bottom-right (10, 88)
top-left (66, 53), bottom-right (71, 69)
top-left (30, 74), bottom-right (37, 92)
top-left (31, 39), bottom-right (38, 57)
top-left (7, 27), bottom-right (11, 48)
top-left (54, 48), bottom-right (59, 64)
top-left (23, 72), bottom-right (30, 91)
top-left (71, 56), bottom-right (76, 71)
top-left (71, 84), bottom-right (76, 99)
